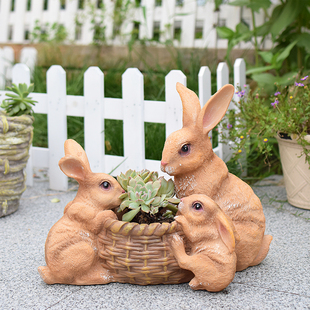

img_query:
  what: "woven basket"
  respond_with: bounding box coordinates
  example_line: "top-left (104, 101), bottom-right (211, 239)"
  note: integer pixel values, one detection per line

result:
top-left (98, 218), bottom-right (193, 285)
top-left (0, 112), bottom-right (33, 217)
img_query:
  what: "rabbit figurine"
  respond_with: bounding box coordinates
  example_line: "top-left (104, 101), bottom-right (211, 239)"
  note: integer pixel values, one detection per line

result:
top-left (170, 194), bottom-right (238, 292)
top-left (38, 139), bottom-right (124, 285)
top-left (161, 83), bottom-right (272, 271)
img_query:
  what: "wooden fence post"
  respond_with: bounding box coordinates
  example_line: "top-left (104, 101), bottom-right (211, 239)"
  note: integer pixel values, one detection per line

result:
top-left (20, 47), bottom-right (37, 76)
top-left (165, 70), bottom-right (186, 138)
top-left (122, 68), bottom-right (145, 171)
top-left (47, 65), bottom-right (68, 191)
top-left (216, 62), bottom-right (232, 162)
top-left (12, 64), bottom-right (33, 187)
top-left (84, 66), bottom-right (105, 173)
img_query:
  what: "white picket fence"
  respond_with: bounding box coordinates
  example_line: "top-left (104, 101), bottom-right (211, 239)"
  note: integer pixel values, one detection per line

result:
top-left (0, 58), bottom-right (246, 191)
top-left (0, 46), bottom-right (37, 90)
top-left (0, 0), bottom-right (274, 49)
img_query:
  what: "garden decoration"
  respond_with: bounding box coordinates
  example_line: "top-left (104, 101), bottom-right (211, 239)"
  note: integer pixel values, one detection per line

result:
top-left (222, 77), bottom-right (310, 210)
top-left (0, 83), bottom-right (37, 217)
top-left (97, 168), bottom-right (193, 285)
top-left (38, 140), bottom-right (193, 285)
top-left (170, 194), bottom-right (238, 292)
top-left (161, 83), bottom-right (273, 272)
top-left (38, 139), bottom-right (125, 285)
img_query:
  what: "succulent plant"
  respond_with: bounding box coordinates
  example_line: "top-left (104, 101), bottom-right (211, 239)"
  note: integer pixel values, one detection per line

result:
top-left (117, 169), bottom-right (180, 222)
top-left (1, 83), bottom-right (37, 117)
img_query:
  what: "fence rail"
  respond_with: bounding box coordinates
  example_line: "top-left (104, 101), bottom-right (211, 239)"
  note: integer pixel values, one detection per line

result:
top-left (0, 58), bottom-right (246, 191)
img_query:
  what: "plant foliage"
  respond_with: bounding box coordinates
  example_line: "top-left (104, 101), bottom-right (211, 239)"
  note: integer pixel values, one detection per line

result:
top-left (117, 169), bottom-right (180, 222)
top-left (1, 83), bottom-right (37, 116)
top-left (222, 75), bottom-right (310, 168)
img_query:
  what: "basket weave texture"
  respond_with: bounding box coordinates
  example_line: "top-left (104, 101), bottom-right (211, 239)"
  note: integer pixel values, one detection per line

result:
top-left (0, 112), bottom-right (33, 217)
top-left (98, 218), bottom-right (193, 285)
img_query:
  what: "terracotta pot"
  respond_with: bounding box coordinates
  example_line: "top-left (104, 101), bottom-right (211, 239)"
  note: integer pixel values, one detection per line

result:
top-left (276, 135), bottom-right (310, 210)
top-left (0, 112), bottom-right (33, 217)
top-left (98, 218), bottom-right (193, 285)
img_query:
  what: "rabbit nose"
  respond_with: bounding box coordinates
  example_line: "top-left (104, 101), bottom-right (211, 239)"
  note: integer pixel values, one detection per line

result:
top-left (161, 161), bottom-right (168, 166)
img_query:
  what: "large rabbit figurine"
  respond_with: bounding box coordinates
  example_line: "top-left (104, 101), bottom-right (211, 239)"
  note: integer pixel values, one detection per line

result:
top-left (170, 194), bottom-right (238, 292)
top-left (38, 139), bottom-right (124, 285)
top-left (161, 83), bottom-right (272, 271)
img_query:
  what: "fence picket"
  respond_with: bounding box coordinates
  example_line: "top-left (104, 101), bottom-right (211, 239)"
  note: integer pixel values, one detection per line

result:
top-left (47, 65), bottom-right (68, 191)
top-left (165, 70), bottom-right (186, 138)
top-left (216, 62), bottom-right (232, 161)
top-left (198, 66), bottom-right (211, 108)
top-left (122, 68), bottom-right (145, 171)
top-left (11, 64), bottom-right (33, 186)
top-left (84, 67), bottom-right (105, 173)
top-left (20, 47), bottom-right (37, 75)
top-left (3, 46), bottom-right (14, 83)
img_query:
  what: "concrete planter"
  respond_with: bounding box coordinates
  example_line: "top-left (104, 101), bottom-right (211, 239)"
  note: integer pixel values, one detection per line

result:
top-left (276, 135), bottom-right (310, 210)
top-left (0, 112), bottom-right (33, 217)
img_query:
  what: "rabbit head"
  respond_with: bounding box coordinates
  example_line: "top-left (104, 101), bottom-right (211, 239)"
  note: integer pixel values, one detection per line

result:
top-left (59, 139), bottom-right (124, 210)
top-left (175, 194), bottom-right (237, 253)
top-left (161, 83), bottom-right (235, 176)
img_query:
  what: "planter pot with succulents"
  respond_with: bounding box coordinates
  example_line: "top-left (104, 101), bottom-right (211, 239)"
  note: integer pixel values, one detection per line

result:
top-left (0, 83), bottom-right (37, 217)
top-left (97, 169), bottom-right (193, 285)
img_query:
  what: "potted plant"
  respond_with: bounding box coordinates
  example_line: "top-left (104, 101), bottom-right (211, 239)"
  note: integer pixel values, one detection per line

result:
top-left (222, 75), bottom-right (310, 210)
top-left (0, 83), bottom-right (37, 217)
top-left (97, 169), bottom-right (193, 285)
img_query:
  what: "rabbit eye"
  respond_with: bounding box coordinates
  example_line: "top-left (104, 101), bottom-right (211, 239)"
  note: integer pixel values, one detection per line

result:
top-left (180, 144), bottom-right (190, 155)
top-left (192, 202), bottom-right (203, 211)
top-left (101, 181), bottom-right (111, 190)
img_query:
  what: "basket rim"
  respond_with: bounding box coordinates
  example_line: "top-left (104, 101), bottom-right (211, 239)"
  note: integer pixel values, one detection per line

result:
top-left (103, 217), bottom-right (179, 237)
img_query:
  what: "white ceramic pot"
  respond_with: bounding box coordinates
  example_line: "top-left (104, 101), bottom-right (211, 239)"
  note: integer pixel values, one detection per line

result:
top-left (276, 135), bottom-right (310, 210)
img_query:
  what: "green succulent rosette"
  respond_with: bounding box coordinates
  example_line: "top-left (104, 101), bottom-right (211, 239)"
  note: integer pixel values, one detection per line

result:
top-left (117, 169), bottom-right (180, 222)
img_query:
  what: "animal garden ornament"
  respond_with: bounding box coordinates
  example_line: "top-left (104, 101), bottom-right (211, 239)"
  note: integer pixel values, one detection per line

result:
top-left (38, 139), bottom-right (125, 285)
top-left (161, 83), bottom-right (272, 271)
top-left (170, 194), bottom-right (238, 292)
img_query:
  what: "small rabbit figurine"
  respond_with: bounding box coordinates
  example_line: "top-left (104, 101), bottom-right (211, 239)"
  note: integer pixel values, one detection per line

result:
top-left (38, 139), bottom-right (124, 285)
top-left (170, 194), bottom-right (238, 292)
top-left (161, 83), bottom-right (272, 271)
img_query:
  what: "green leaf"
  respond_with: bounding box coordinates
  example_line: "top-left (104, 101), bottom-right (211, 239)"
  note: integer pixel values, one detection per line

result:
top-left (275, 40), bottom-right (298, 67)
top-left (229, 0), bottom-right (271, 12)
top-left (270, 0), bottom-right (304, 36)
top-left (246, 65), bottom-right (275, 75)
top-left (129, 202), bottom-right (140, 210)
top-left (216, 26), bottom-right (235, 40)
top-left (122, 208), bottom-right (140, 222)
top-left (258, 51), bottom-right (274, 64)
top-left (141, 204), bottom-right (150, 212)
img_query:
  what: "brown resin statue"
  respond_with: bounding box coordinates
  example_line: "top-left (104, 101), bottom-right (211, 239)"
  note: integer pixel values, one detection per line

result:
top-left (170, 194), bottom-right (238, 292)
top-left (38, 139), bottom-right (124, 285)
top-left (161, 83), bottom-right (272, 272)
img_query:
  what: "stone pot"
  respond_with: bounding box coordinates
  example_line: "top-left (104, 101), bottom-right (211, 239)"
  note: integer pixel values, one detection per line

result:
top-left (0, 112), bottom-right (33, 217)
top-left (98, 217), bottom-right (193, 285)
top-left (276, 134), bottom-right (310, 210)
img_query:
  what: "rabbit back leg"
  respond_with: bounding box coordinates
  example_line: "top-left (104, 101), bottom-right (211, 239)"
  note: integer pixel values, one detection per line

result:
top-left (233, 221), bottom-right (266, 271)
top-left (41, 241), bottom-right (96, 284)
top-left (249, 234), bottom-right (273, 267)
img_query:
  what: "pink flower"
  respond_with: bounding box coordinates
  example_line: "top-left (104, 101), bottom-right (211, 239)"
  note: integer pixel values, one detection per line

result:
top-left (301, 76), bottom-right (308, 81)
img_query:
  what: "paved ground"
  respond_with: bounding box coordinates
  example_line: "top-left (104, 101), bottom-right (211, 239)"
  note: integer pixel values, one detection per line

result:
top-left (0, 174), bottom-right (309, 310)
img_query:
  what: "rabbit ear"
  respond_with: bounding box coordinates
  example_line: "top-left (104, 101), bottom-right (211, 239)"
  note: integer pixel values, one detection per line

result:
top-left (176, 82), bottom-right (201, 128)
top-left (63, 139), bottom-right (91, 171)
top-left (59, 155), bottom-right (90, 182)
top-left (215, 212), bottom-right (236, 254)
top-left (198, 84), bottom-right (235, 135)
